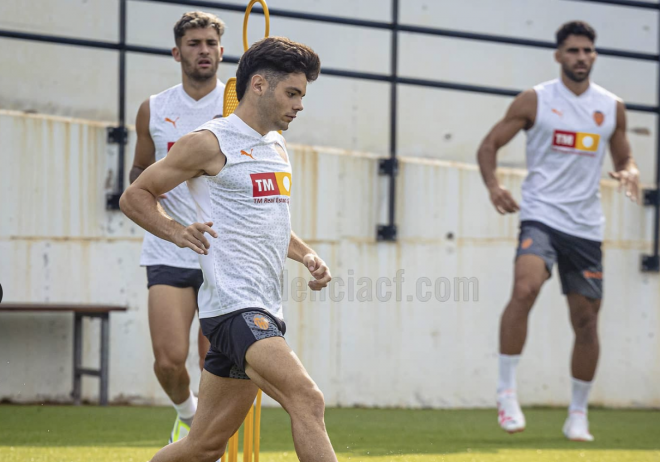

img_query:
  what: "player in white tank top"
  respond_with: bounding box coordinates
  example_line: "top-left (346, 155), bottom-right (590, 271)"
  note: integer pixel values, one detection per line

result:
top-left (127, 11), bottom-right (226, 444)
top-left (477, 22), bottom-right (640, 441)
top-left (121, 37), bottom-right (338, 461)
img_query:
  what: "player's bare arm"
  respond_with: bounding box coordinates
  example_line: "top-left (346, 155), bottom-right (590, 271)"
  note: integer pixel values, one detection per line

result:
top-left (477, 89), bottom-right (537, 214)
top-left (120, 130), bottom-right (225, 255)
top-left (288, 231), bottom-right (331, 291)
top-left (609, 99), bottom-right (640, 202)
top-left (130, 99), bottom-right (156, 184)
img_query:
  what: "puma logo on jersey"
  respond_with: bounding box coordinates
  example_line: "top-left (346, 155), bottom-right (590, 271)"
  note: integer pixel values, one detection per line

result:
top-left (164, 117), bottom-right (179, 128)
top-left (241, 149), bottom-right (255, 160)
top-left (551, 108), bottom-right (563, 117)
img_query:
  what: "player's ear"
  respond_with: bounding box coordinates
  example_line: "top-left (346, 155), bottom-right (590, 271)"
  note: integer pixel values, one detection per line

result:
top-left (554, 49), bottom-right (561, 64)
top-left (251, 74), bottom-right (266, 96)
top-left (172, 46), bottom-right (182, 63)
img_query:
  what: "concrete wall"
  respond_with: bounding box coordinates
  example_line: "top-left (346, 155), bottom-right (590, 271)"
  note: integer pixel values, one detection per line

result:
top-left (0, 0), bottom-right (658, 180)
top-left (1, 110), bottom-right (658, 408)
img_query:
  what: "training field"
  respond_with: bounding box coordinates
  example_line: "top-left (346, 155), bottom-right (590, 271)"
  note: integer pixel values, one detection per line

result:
top-left (1, 406), bottom-right (658, 462)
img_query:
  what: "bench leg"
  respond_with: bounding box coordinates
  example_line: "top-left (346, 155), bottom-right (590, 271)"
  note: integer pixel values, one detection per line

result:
top-left (73, 313), bottom-right (82, 406)
top-left (100, 313), bottom-right (109, 406)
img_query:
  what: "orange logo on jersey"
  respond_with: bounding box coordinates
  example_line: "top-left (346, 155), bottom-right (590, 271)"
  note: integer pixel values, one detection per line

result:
top-left (583, 270), bottom-right (603, 280)
top-left (551, 108), bottom-right (563, 117)
top-left (240, 149), bottom-right (255, 160)
top-left (552, 130), bottom-right (600, 154)
top-left (593, 111), bottom-right (605, 126)
top-left (253, 315), bottom-right (270, 330)
top-left (521, 238), bottom-right (533, 250)
top-left (165, 117), bottom-right (179, 128)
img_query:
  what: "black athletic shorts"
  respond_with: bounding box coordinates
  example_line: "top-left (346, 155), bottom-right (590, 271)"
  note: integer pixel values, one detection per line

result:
top-left (146, 265), bottom-right (204, 290)
top-left (200, 309), bottom-right (287, 380)
top-left (516, 220), bottom-right (603, 299)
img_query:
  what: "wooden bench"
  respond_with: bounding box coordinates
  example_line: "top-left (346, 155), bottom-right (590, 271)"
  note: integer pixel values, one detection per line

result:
top-left (0, 303), bottom-right (128, 406)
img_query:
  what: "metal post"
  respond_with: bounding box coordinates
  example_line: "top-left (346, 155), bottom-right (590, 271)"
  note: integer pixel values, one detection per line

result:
top-left (100, 314), bottom-right (110, 406)
top-left (642, 12), bottom-right (660, 272)
top-left (72, 313), bottom-right (82, 405)
top-left (117, 0), bottom-right (127, 195)
top-left (377, 0), bottom-right (399, 241)
top-left (654, 11), bottom-right (660, 259)
top-left (389, 0), bottom-right (399, 230)
top-left (106, 0), bottom-right (128, 209)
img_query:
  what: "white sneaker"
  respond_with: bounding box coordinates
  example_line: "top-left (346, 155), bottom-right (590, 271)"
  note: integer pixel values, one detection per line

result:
top-left (168, 416), bottom-right (191, 443)
top-left (497, 391), bottom-right (526, 433)
top-left (563, 411), bottom-right (594, 442)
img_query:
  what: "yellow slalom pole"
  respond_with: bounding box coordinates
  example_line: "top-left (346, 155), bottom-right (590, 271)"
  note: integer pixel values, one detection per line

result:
top-left (242, 0), bottom-right (270, 52)
top-left (223, 0), bottom-right (271, 118)
top-left (254, 390), bottom-right (262, 462)
top-left (228, 431), bottom-right (239, 462)
top-left (243, 406), bottom-right (254, 462)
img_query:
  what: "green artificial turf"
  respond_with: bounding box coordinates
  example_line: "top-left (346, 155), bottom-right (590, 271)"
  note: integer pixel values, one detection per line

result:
top-left (0, 405), bottom-right (658, 461)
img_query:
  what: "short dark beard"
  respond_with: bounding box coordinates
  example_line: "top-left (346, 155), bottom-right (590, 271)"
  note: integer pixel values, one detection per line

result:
top-left (182, 56), bottom-right (218, 83)
top-left (563, 64), bottom-right (591, 83)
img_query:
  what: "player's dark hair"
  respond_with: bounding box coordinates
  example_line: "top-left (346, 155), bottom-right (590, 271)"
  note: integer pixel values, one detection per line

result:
top-left (556, 21), bottom-right (596, 47)
top-left (174, 11), bottom-right (225, 46)
top-left (235, 36), bottom-right (321, 101)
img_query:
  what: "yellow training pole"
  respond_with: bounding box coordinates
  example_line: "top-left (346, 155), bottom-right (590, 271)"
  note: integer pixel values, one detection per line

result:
top-left (228, 431), bottom-right (239, 462)
top-left (254, 390), bottom-right (262, 462)
top-left (243, 405), bottom-right (254, 462)
top-left (242, 0), bottom-right (270, 53)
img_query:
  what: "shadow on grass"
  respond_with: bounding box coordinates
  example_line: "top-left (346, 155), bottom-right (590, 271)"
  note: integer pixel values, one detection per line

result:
top-left (0, 405), bottom-right (658, 456)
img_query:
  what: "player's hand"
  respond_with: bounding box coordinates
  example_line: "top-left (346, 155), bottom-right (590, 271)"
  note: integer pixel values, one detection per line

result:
top-left (158, 194), bottom-right (167, 200)
top-left (609, 168), bottom-right (640, 203)
top-left (488, 184), bottom-right (519, 214)
top-left (303, 253), bottom-right (332, 291)
top-left (174, 221), bottom-right (218, 255)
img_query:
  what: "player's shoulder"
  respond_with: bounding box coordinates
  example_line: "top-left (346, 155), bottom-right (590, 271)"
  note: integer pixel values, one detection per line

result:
top-left (150, 83), bottom-right (183, 102)
top-left (532, 79), bottom-right (560, 95)
top-left (589, 82), bottom-right (621, 102)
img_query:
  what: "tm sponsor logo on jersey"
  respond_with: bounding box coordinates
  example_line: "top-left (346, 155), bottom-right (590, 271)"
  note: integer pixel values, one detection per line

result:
top-left (250, 172), bottom-right (292, 203)
top-left (552, 130), bottom-right (600, 156)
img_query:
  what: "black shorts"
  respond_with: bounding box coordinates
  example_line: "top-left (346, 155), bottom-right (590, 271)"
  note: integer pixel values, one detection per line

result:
top-left (200, 309), bottom-right (287, 380)
top-left (146, 265), bottom-right (204, 290)
top-left (516, 221), bottom-right (603, 299)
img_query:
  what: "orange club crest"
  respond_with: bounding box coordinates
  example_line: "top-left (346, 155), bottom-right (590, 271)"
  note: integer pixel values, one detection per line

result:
top-left (253, 315), bottom-right (270, 330)
top-left (593, 111), bottom-right (604, 127)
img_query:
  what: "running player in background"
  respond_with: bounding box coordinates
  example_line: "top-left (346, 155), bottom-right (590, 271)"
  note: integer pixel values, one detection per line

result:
top-left (129, 11), bottom-right (226, 444)
top-left (477, 20), bottom-right (639, 441)
top-left (121, 36), bottom-right (337, 462)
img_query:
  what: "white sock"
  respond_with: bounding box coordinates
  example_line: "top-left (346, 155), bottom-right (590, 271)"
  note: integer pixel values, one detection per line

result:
top-left (569, 377), bottom-right (592, 414)
top-left (497, 354), bottom-right (521, 395)
top-left (172, 390), bottom-right (197, 420)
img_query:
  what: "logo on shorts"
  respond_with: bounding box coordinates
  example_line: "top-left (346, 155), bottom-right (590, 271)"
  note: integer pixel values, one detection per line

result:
top-left (552, 130), bottom-right (600, 156)
top-left (583, 270), bottom-right (603, 280)
top-left (253, 315), bottom-right (270, 330)
top-left (521, 238), bottom-right (533, 250)
top-left (250, 172), bottom-right (292, 198)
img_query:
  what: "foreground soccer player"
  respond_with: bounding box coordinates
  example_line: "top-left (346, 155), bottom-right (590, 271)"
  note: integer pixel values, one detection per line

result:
top-left (477, 21), bottom-right (639, 441)
top-left (121, 36), bottom-right (337, 462)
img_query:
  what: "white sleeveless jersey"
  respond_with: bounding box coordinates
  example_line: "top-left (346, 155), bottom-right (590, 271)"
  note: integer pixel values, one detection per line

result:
top-left (520, 79), bottom-right (618, 241)
top-left (187, 114), bottom-right (292, 319)
top-left (139, 80), bottom-right (225, 269)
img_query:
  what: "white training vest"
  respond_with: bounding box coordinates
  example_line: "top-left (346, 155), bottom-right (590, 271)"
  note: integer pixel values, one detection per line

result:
top-left (520, 79), bottom-right (618, 241)
top-left (139, 80), bottom-right (225, 269)
top-left (187, 114), bottom-right (292, 319)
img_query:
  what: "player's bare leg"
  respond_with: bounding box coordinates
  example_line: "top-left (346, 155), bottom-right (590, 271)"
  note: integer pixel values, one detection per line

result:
top-left (497, 254), bottom-right (549, 433)
top-left (563, 293), bottom-right (600, 441)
